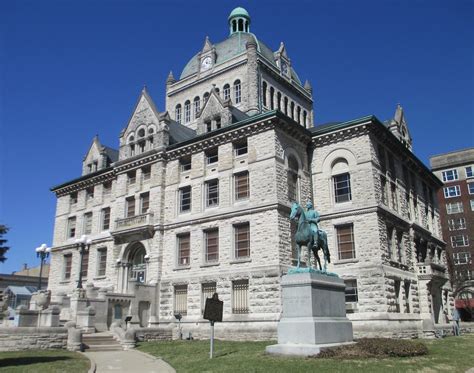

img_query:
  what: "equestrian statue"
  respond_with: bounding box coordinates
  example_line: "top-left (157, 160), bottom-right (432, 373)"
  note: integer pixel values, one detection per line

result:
top-left (289, 201), bottom-right (331, 271)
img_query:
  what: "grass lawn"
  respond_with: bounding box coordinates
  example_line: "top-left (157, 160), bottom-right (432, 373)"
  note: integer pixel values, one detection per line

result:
top-left (138, 334), bottom-right (474, 373)
top-left (0, 350), bottom-right (90, 373)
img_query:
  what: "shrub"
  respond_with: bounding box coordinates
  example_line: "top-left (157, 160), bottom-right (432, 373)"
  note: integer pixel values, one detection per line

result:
top-left (317, 338), bottom-right (428, 359)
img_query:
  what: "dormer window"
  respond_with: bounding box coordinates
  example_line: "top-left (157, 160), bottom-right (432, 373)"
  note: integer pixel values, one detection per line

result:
top-left (138, 128), bottom-right (145, 138)
top-left (130, 144), bottom-right (135, 157)
top-left (206, 120), bottom-right (212, 133)
top-left (138, 141), bottom-right (145, 153)
top-left (215, 116), bottom-right (221, 129)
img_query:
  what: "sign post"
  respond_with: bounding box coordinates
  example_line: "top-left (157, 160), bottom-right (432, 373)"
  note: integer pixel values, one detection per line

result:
top-left (203, 293), bottom-right (223, 359)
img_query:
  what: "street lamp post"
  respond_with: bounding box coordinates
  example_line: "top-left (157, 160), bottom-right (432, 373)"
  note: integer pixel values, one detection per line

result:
top-left (35, 244), bottom-right (51, 290)
top-left (75, 235), bottom-right (91, 289)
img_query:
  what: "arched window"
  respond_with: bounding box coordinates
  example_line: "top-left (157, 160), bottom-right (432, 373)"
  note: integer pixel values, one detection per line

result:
top-left (303, 110), bottom-right (307, 128)
top-left (262, 81), bottom-right (267, 107)
top-left (296, 106), bottom-right (301, 124)
top-left (232, 20), bottom-right (237, 33)
top-left (277, 92), bottom-right (282, 111)
top-left (129, 244), bottom-right (147, 283)
top-left (270, 87), bottom-right (275, 110)
top-left (175, 104), bottom-right (182, 124)
top-left (238, 19), bottom-right (244, 32)
top-left (193, 96), bottom-right (200, 118)
top-left (234, 80), bottom-right (241, 104)
top-left (203, 92), bottom-right (210, 102)
top-left (245, 20), bottom-right (249, 32)
top-left (184, 100), bottom-right (191, 123)
top-left (215, 88), bottom-right (220, 96)
top-left (223, 84), bottom-right (231, 101)
top-left (284, 97), bottom-right (288, 115)
top-left (287, 155), bottom-right (300, 203)
top-left (290, 102), bottom-right (295, 119)
top-left (138, 128), bottom-right (145, 138)
top-left (332, 158), bottom-right (352, 203)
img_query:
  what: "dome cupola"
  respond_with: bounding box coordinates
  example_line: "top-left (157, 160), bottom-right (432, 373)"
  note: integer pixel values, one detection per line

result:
top-left (228, 7), bottom-right (250, 35)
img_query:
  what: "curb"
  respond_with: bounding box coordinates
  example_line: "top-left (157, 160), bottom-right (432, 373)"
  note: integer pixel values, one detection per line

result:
top-left (80, 351), bottom-right (97, 373)
top-left (132, 348), bottom-right (176, 373)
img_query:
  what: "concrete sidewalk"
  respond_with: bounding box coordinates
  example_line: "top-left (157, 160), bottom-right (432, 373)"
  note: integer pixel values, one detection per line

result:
top-left (84, 349), bottom-right (175, 373)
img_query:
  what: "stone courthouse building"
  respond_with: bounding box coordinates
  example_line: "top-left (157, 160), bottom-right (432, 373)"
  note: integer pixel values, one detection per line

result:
top-left (48, 7), bottom-right (451, 338)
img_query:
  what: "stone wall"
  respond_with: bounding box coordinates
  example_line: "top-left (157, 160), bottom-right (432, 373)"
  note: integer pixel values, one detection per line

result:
top-left (0, 327), bottom-right (68, 351)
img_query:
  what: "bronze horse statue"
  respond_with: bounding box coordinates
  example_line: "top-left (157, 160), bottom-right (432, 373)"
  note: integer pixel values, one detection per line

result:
top-left (290, 202), bottom-right (330, 271)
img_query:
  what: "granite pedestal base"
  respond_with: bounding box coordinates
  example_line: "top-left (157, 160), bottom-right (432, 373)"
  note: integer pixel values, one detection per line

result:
top-left (266, 272), bottom-right (354, 357)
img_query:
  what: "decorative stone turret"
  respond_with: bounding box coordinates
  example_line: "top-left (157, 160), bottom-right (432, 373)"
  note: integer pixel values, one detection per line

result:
top-left (246, 34), bottom-right (259, 116)
top-left (304, 80), bottom-right (313, 97)
top-left (166, 71), bottom-right (176, 90)
top-left (387, 103), bottom-right (413, 151)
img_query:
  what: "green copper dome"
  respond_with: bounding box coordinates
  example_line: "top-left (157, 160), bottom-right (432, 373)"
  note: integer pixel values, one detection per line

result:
top-left (228, 7), bottom-right (250, 21)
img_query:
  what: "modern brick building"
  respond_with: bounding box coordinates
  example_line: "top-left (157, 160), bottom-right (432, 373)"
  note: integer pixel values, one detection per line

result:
top-left (430, 148), bottom-right (474, 318)
top-left (47, 7), bottom-right (451, 339)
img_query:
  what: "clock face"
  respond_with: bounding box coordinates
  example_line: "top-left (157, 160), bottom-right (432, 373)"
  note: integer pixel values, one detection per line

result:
top-left (281, 61), bottom-right (288, 75)
top-left (201, 56), bottom-right (213, 71)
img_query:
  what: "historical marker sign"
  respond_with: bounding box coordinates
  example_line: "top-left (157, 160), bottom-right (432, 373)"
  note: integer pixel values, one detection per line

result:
top-left (204, 293), bottom-right (223, 322)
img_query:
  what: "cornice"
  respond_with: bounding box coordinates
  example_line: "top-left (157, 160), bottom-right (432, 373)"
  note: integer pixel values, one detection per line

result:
top-left (312, 122), bottom-right (371, 147)
top-left (53, 170), bottom-right (115, 197)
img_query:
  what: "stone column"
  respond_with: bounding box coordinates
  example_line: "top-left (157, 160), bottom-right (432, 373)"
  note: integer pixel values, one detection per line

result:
top-left (245, 38), bottom-right (259, 115)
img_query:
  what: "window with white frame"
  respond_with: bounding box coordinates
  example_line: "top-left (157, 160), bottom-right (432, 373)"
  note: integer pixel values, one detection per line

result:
top-left (234, 80), bottom-right (241, 104)
top-left (126, 196), bottom-right (135, 217)
top-left (175, 104), bottom-right (182, 124)
top-left (70, 192), bottom-right (78, 205)
top-left (177, 233), bottom-right (190, 266)
top-left (174, 285), bottom-right (188, 315)
top-left (193, 96), bottom-right (200, 119)
top-left (451, 235), bottom-right (469, 247)
top-left (206, 148), bottom-right (218, 165)
top-left (234, 139), bottom-right (248, 156)
top-left (179, 186), bottom-right (191, 213)
top-left (453, 252), bottom-right (471, 265)
top-left (442, 169), bottom-right (458, 182)
top-left (223, 84), bottom-right (231, 101)
top-left (466, 166), bottom-right (473, 178)
top-left (201, 282), bottom-right (217, 314)
top-left (444, 185), bottom-right (461, 198)
top-left (446, 202), bottom-right (464, 214)
top-left (344, 279), bottom-right (358, 303)
top-left (67, 217), bottom-right (76, 238)
top-left (205, 179), bottom-right (219, 207)
top-left (101, 207), bottom-right (111, 231)
top-left (333, 173), bottom-right (352, 203)
top-left (235, 172), bottom-right (249, 201)
top-left (179, 156), bottom-right (192, 172)
top-left (234, 223), bottom-right (250, 259)
top-left (204, 229), bottom-right (219, 263)
top-left (140, 192), bottom-right (150, 214)
top-left (82, 212), bottom-right (92, 234)
top-left (184, 100), bottom-right (191, 123)
top-left (141, 165), bottom-right (151, 182)
top-left (471, 200), bottom-right (474, 211)
top-left (448, 218), bottom-right (466, 231)
top-left (232, 279), bottom-right (249, 314)
top-left (468, 183), bottom-right (474, 195)
top-left (337, 224), bottom-right (355, 260)
top-left (96, 248), bottom-right (107, 277)
top-left (102, 181), bottom-right (112, 197)
top-left (63, 254), bottom-right (72, 280)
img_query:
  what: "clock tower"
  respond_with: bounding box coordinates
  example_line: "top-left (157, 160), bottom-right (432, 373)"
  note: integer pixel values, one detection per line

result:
top-left (197, 36), bottom-right (216, 76)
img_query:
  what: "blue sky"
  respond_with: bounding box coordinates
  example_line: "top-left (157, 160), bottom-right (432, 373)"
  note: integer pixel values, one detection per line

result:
top-left (0, 0), bottom-right (473, 273)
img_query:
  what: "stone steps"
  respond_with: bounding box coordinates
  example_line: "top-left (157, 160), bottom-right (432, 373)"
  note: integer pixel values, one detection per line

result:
top-left (83, 333), bottom-right (122, 351)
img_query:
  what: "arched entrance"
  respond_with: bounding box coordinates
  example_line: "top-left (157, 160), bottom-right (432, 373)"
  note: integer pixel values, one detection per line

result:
top-left (129, 243), bottom-right (147, 283)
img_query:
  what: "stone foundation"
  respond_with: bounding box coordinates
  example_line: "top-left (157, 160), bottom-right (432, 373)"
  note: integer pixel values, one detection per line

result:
top-left (0, 327), bottom-right (68, 351)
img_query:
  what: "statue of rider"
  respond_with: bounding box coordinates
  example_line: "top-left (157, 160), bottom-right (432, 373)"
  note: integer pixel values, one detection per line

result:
top-left (305, 201), bottom-right (320, 245)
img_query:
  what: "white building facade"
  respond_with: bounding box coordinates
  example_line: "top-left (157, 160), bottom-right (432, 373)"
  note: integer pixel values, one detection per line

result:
top-left (48, 8), bottom-right (451, 339)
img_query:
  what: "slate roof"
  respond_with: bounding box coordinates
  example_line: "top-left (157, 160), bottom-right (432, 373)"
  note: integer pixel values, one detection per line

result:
top-left (103, 146), bottom-right (119, 163)
top-left (169, 120), bottom-right (197, 145)
top-left (179, 33), bottom-right (302, 85)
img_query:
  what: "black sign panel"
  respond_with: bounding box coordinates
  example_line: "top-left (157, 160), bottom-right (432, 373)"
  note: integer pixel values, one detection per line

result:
top-left (203, 293), bottom-right (223, 322)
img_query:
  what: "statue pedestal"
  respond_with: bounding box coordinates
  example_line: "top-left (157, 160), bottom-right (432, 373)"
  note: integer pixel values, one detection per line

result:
top-left (266, 272), bottom-right (354, 356)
